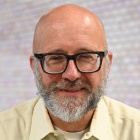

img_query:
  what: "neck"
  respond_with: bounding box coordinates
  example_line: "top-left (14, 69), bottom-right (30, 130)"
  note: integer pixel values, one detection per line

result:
top-left (48, 109), bottom-right (95, 132)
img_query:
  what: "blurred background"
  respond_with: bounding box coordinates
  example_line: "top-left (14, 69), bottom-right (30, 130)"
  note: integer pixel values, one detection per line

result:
top-left (0, 0), bottom-right (140, 111)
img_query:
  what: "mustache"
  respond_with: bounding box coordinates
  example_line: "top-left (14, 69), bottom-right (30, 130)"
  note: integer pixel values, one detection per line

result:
top-left (49, 79), bottom-right (92, 93)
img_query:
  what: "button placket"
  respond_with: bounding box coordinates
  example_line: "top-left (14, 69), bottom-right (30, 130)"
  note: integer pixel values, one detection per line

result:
top-left (53, 130), bottom-right (66, 140)
top-left (81, 132), bottom-right (92, 140)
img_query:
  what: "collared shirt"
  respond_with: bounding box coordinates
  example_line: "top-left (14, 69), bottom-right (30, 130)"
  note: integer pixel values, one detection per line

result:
top-left (0, 96), bottom-right (140, 140)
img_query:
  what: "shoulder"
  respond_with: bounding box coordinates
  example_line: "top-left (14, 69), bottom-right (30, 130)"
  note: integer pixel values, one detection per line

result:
top-left (102, 96), bottom-right (140, 139)
top-left (0, 97), bottom-right (40, 139)
top-left (102, 96), bottom-right (140, 122)
top-left (0, 97), bottom-right (39, 122)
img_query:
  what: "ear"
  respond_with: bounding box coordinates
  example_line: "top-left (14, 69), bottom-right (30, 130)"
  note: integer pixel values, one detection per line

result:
top-left (106, 52), bottom-right (113, 78)
top-left (29, 55), bottom-right (35, 71)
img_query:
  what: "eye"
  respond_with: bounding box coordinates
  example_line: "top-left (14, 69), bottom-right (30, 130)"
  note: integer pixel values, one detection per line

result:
top-left (45, 55), bottom-right (65, 64)
top-left (78, 54), bottom-right (97, 60)
top-left (81, 54), bottom-right (92, 58)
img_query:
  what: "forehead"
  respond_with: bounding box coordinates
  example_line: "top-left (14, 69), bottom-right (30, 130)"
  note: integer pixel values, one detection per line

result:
top-left (36, 27), bottom-right (105, 54)
top-left (33, 7), bottom-right (106, 53)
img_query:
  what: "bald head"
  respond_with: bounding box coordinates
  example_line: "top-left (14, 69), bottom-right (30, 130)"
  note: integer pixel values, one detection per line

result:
top-left (33, 4), bottom-right (107, 53)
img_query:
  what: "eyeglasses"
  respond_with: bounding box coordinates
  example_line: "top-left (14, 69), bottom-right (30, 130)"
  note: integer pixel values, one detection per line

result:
top-left (34, 50), bottom-right (108, 74)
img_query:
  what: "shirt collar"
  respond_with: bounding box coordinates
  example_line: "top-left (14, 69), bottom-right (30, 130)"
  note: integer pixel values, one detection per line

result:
top-left (29, 98), bottom-right (55, 140)
top-left (89, 97), bottom-right (113, 140)
top-left (29, 97), bottom-right (113, 140)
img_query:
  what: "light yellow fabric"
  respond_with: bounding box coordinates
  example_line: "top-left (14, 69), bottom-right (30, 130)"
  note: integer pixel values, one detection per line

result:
top-left (54, 125), bottom-right (89, 140)
top-left (0, 96), bottom-right (140, 140)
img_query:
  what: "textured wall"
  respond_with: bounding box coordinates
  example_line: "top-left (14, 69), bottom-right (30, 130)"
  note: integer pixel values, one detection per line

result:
top-left (0, 0), bottom-right (140, 111)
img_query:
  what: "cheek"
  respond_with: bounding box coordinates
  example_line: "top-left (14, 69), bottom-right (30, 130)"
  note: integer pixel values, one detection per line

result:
top-left (86, 74), bottom-right (101, 86)
top-left (85, 69), bottom-right (105, 87)
top-left (40, 72), bottom-right (61, 87)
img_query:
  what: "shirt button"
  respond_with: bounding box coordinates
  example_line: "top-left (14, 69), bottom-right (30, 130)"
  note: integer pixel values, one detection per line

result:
top-left (54, 133), bottom-right (59, 136)
top-left (85, 132), bottom-right (91, 138)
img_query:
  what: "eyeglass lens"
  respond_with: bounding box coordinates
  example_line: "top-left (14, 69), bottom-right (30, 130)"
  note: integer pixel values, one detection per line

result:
top-left (43, 53), bottom-right (101, 73)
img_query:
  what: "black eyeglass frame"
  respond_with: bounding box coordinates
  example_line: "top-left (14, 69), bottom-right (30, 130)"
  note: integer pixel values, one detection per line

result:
top-left (34, 50), bottom-right (108, 74)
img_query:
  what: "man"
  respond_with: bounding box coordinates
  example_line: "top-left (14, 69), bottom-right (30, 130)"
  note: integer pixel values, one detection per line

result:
top-left (0, 4), bottom-right (140, 140)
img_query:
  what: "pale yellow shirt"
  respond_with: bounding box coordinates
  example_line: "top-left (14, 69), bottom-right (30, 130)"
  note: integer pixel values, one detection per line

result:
top-left (0, 96), bottom-right (140, 140)
top-left (54, 125), bottom-right (90, 140)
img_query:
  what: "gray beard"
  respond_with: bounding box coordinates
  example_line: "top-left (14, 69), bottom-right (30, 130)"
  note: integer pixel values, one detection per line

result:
top-left (33, 59), bottom-right (107, 122)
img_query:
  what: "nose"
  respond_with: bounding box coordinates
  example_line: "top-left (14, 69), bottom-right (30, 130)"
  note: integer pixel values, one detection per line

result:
top-left (62, 60), bottom-right (81, 81)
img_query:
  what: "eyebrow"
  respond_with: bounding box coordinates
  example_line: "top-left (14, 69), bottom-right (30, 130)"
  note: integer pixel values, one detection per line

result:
top-left (46, 47), bottom-right (98, 54)
top-left (47, 49), bottom-right (66, 54)
top-left (78, 48), bottom-right (97, 52)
